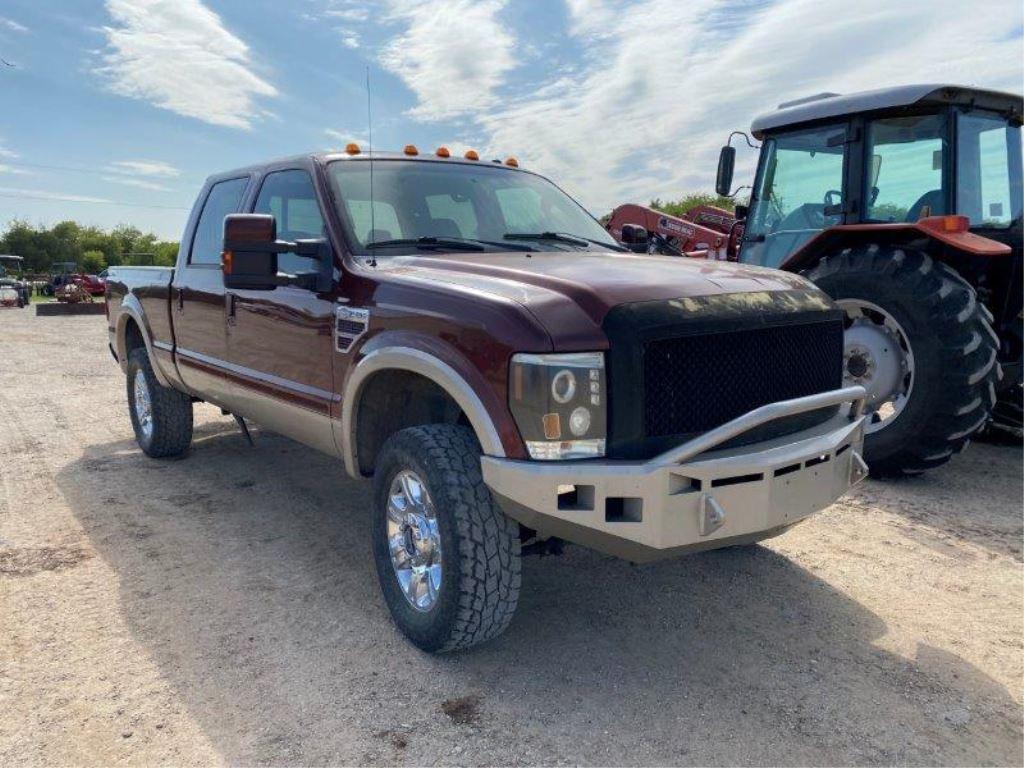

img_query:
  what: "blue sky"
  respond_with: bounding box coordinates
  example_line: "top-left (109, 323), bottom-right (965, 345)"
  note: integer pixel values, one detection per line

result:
top-left (0, 0), bottom-right (1021, 240)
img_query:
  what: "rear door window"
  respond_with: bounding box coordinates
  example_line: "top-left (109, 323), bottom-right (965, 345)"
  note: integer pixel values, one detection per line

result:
top-left (189, 177), bottom-right (249, 265)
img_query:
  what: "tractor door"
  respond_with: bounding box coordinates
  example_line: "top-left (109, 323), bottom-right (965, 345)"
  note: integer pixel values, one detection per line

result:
top-left (739, 123), bottom-right (848, 268)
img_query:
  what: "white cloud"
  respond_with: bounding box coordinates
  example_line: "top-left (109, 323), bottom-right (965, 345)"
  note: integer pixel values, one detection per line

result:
top-left (0, 186), bottom-right (110, 204)
top-left (379, 0), bottom-right (517, 121)
top-left (101, 175), bottom-right (171, 191)
top-left (110, 159), bottom-right (180, 177)
top-left (338, 28), bottom-right (361, 49)
top-left (98, 0), bottom-right (277, 130)
top-left (0, 164), bottom-right (30, 176)
top-left (324, 3), bottom-right (371, 22)
top-left (0, 16), bottom-right (28, 33)
top-left (325, 128), bottom-right (369, 147)
top-left (472, 0), bottom-right (1024, 214)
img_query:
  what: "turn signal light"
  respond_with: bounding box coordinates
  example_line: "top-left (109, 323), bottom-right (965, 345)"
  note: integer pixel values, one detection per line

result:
top-left (920, 214), bottom-right (970, 234)
top-left (222, 250), bottom-right (233, 274)
top-left (403, 144), bottom-right (419, 156)
top-left (505, 157), bottom-right (518, 167)
top-left (436, 146), bottom-right (450, 158)
top-left (345, 143), bottom-right (361, 155)
top-left (464, 149), bottom-right (479, 160)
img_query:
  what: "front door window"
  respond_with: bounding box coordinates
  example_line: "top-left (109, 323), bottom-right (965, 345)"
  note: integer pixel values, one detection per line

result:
top-left (864, 113), bottom-right (949, 223)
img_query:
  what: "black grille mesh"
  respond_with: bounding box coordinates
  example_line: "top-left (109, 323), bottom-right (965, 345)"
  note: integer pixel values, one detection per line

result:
top-left (642, 320), bottom-right (843, 438)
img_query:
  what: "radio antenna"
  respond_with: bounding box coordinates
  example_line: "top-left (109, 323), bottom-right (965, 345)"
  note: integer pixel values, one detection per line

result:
top-left (366, 66), bottom-right (377, 267)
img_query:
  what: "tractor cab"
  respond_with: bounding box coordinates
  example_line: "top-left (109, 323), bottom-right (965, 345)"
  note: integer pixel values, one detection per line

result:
top-left (719, 84), bottom-right (1023, 270)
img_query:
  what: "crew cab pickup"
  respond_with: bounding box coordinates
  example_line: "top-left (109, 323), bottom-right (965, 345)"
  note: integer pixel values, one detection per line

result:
top-left (106, 149), bottom-right (868, 652)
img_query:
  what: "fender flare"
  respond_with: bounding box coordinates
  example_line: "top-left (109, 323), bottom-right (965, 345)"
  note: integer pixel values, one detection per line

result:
top-left (114, 296), bottom-right (173, 388)
top-left (340, 346), bottom-right (506, 478)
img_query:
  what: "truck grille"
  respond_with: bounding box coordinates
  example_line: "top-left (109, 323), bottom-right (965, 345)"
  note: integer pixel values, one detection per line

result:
top-left (643, 320), bottom-right (843, 438)
top-left (601, 291), bottom-right (845, 460)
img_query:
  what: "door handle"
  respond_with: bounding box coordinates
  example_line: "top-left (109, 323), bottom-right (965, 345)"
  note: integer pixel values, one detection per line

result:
top-left (176, 287), bottom-right (184, 311)
top-left (226, 292), bottom-right (237, 325)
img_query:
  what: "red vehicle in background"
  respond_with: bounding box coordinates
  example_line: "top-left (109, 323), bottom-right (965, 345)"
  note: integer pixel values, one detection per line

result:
top-left (42, 264), bottom-right (106, 298)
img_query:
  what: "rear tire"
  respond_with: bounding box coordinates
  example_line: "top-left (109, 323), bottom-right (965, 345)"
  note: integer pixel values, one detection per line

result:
top-left (806, 245), bottom-right (999, 476)
top-left (371, 424), bottom-right (521, 653)
top-left (126, 348), bottom-right (193, 458)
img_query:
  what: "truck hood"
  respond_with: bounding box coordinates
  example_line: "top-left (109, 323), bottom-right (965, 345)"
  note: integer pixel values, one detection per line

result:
top-left (385, 251), bottom-right (815, 348)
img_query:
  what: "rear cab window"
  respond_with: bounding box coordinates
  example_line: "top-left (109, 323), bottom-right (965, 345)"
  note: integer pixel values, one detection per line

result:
top-left (189, 177), bottom-right (250, 266)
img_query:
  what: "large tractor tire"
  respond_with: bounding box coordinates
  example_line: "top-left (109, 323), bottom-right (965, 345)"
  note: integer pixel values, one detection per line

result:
top-left (805, 245), bottom-right (999, 477)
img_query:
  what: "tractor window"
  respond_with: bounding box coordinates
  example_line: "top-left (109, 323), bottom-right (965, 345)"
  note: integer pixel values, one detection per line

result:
top-left (957, 112), bottom-right (1022, 228)
top-left (744, 125), bottom-right (846, 267)
top-left (864, 114), bottom-right (948, 223)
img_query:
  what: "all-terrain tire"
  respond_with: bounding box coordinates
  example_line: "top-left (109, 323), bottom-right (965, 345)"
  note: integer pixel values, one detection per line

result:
top-left (126, 347), bottom-right (193, 458)
top-left (371, 424), bottom-right (521, 653)
top-left (806, 245), bottom-right (1000, 476)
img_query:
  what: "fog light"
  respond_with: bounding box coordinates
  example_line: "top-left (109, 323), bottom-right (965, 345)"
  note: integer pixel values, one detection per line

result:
top-left (569, 406), bottom-right (591, 436)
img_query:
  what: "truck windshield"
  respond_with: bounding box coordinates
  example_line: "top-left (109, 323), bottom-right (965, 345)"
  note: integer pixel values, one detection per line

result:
top-left (956, 112), bottom-right (1023, 229)
top-left (326, 159), bottom-right (620, 257)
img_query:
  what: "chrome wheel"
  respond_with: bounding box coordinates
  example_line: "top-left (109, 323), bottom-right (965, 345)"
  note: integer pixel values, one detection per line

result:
top-left (837, 299), bottom-right (915, 434)
top-left (133, 368), bottom-right (153, 441)
top-left (386, 470), bottom-right (443, 612)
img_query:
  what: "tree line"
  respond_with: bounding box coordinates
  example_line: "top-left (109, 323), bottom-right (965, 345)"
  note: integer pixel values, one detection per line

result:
top-left (0, 220), bottom-right (180, 275)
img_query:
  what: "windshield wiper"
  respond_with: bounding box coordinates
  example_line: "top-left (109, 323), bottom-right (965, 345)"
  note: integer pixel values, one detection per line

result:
top-left (366, 237), bottom-right (486, 251)
top-left (504, 231), bottom-right (629, 252)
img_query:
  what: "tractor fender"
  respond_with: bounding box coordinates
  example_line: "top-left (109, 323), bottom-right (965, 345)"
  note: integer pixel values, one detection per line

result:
top-left (781, 215), bottom-right (1011, 273)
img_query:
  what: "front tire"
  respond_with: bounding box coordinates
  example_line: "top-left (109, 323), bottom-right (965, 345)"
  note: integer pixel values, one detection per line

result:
top-left (126, 348), bottom-right (193, 458)
top-left (371, 425), bottom-right (521, 653)
top-left (806, 246), bottom-right (999, 476)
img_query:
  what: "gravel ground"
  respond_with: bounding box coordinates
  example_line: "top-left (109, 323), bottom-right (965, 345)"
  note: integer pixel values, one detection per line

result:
top-left (1, 310), bottom-right (1021, 767)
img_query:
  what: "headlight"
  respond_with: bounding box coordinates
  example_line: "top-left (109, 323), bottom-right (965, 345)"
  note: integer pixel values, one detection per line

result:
top-left (509, 352), bottom-right (606, 460)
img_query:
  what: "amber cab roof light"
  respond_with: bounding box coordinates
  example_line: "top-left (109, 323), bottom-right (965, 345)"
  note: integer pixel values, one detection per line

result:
top-left (464, 149), bottom-right (479, 161)
top-left (505, 157), bottom-right (519, 167)
top-left (345, 143), bottom-right (361, 155)
top-left (403, 144), bottom-right (419, 156)
top-left (435, 146), bottom-right (450, 158)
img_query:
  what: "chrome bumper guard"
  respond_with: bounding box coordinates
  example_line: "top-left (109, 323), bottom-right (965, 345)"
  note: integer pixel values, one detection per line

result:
top-left (482, 386), bottom-right (868, 562)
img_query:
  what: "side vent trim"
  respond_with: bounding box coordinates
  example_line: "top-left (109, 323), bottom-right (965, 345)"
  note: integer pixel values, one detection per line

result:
top-left (335, 306), bottom-right (369, 353)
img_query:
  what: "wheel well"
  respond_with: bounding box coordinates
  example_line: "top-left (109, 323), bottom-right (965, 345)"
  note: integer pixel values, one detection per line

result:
top-left (123, 317), bottom-right (145, 355)
top-left (356, 370), bottom-right (470, 475)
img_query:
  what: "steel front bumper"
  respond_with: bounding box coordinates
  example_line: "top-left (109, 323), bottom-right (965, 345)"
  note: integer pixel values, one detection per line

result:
top-left (482, 386), bottom-right (868, 562)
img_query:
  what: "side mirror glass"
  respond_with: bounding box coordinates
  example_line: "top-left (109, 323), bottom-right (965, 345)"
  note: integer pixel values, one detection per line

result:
top-left (620, 224), bottom-right (649, 253)
top-left (223, 214), bottom-right (280, 290)
top-left (715, 146), bottom-right (735, 197)
top-left (222, 214), bottom-right (333, 292)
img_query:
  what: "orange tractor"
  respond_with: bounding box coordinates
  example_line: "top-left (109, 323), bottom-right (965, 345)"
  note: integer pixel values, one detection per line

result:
top-left (608, 84), bottom-right (1023, 475)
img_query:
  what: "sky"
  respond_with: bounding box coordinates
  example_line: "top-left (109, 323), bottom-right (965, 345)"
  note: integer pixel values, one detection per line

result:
top-left (0, 0), bottom-right (1021, 241)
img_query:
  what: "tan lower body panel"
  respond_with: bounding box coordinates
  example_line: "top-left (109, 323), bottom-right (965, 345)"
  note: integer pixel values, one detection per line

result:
top-left (481, 413), bottom-right (866, 563)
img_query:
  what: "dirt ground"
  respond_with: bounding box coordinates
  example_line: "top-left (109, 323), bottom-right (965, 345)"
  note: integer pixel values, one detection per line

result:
top-left (1, 310), bottom-right (1021, 767)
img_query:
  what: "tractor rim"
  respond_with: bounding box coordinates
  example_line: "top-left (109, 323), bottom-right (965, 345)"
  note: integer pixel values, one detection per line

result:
top-left (133, 369), bottom-right (154, 441)
top-left (837, 299), bottom-right (915, 434)
top-left (386, 470), bottom-right (443, 612)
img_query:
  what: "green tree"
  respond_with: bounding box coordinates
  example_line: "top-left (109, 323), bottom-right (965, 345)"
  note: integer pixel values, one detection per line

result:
top-left (81, 250), bottom-right (107, 274)
top-left (649, 193), bottom-right (738, 218)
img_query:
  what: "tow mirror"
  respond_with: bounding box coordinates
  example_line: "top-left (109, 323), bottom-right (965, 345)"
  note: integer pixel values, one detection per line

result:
top-left (620, 224), bottom-right (649, 253)
top-left (222, 214), bottom-right (332, 292)
top-left (733, 203), bottom-right (749, 220)
top-left (715, 145), bottom-right (735, 197)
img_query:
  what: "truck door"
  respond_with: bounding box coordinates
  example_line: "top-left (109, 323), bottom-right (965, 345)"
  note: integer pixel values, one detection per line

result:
top-left (220, 168), bottom-right (339, 457)
top-left (171, 176), bottom-right (250, 404)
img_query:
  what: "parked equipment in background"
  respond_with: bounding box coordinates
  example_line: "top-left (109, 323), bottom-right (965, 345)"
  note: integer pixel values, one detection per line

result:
top-left (0, 254), bottom-right (31, 308)
top-left (609, 85), bottom-right (1024, 472)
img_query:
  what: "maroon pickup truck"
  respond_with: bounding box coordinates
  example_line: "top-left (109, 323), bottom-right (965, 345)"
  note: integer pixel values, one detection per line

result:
top-left (106, 148), bottom-right (868, 652)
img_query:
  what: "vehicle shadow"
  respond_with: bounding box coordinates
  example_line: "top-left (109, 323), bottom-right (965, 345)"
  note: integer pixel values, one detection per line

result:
top-left (58, 426), bottom-right (1022, 766)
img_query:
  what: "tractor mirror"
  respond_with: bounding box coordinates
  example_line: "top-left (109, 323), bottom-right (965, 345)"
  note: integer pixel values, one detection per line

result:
top-left (716, 146), bottom-right (735, 197)
top-left (620, 224), bottom-right (649, 253)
